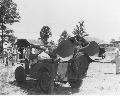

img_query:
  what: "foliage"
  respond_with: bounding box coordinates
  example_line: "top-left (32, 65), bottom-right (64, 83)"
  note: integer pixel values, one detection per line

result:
top-left (58, 30), bottom-right (71, 43)
top-left (72, 20), bottom-right (89, 47)
top-left (49, 40), bottom-right (55, 46)
top-left (0, 28), bottom-right (17, 44)
top-left (110, 38), bottom-right (116, 43)
top-left (48, 40), bottom-right (56, 53)
top-left (73, 20), bottom-right (88, 38)
top-left (40, 26), bottom-right (52, 45)
top-left (0, 0), bottom-right (20, 24)
top-left (5, 29), bottom-right (17, 43)
top-left (0, 0), bottom-right (20, 52)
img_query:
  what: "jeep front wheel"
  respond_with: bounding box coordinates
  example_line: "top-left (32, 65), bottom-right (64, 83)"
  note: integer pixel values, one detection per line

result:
top-left (15, 66), bottom-right (26, 84)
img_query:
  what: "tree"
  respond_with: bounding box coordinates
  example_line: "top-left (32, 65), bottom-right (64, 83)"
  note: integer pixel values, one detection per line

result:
top-left (49, 40), bottom-right (55, 46)
top-left (0, 0), bottom-right (20, 24)
top-left (4, 29), bottom-right (17, 43)
top-left (0, 0), bottom-right (20, 47)
top-left (73, 20), bottom-right (88, 38)
top-left (0, 28), bottom-right (16, 49)
top-left (72, 20), bottom-right (89, 47)
top-left (110, 38), bottom-right (116, 43)
top-left (40, 26), bottom-right (52, 45)
top-left (48, 40), bottom-right (56, 53)
top-left (0, 0), bottom-right (20, 62)
top-left (58, 30), bottom-right (70, 43)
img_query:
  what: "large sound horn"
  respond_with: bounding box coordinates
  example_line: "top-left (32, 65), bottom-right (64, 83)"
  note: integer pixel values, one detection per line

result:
top-left (56, 40), bottom-right (74, 58)
top-left (77, 41), bottom-right (99, 56)
top-left (56, 37), bottom-right (99, 58)
top-left (69, 36), bottom-right (99, 56)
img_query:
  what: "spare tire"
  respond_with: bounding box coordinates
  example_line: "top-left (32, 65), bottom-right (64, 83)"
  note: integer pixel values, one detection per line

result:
top-left (37, 71), bottom-right (52, 93)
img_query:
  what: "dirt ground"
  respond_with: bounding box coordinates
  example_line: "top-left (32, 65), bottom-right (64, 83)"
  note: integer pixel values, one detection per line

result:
top-left (0, 54), bottom-right (120, 95)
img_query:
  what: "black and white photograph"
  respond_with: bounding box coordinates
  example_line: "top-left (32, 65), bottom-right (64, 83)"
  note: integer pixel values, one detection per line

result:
top-left (0, 0), bottom-right (120, 95)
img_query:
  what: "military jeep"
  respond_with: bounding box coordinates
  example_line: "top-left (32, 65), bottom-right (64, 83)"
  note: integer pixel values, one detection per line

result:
top-left (14, 37), bottom-right (99, 93)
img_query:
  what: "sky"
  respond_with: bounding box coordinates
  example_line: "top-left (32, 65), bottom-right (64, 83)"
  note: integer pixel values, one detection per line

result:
top-left (11, 0), bottom-right (120, 43)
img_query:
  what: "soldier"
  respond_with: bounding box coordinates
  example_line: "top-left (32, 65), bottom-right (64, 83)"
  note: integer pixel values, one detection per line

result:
top-left (25, 58), bottom-right (29, 74)
top-left (4, 50), bottom-right (8, 66)
top-left (114, 47), bottom-right (120, 74)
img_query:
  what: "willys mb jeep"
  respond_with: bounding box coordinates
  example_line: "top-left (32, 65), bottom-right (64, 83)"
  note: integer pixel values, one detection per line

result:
top-left (14, 36), bottom-right (99, 93)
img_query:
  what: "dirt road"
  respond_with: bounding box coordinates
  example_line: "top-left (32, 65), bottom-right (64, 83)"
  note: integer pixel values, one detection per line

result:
top-left (0, 59), bottom-right (120, 95)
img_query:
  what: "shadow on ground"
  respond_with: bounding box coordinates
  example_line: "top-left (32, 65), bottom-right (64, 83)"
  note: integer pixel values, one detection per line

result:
top-left (9, 79), bottom-right (82, 95)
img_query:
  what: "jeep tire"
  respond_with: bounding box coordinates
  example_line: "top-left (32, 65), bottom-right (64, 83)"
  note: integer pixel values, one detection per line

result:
top-left (15, 66), bottom-right (26, 84)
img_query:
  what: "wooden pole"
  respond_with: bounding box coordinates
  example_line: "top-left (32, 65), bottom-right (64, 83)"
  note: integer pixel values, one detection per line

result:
top-left (1, 23), bottom-right (4, 63)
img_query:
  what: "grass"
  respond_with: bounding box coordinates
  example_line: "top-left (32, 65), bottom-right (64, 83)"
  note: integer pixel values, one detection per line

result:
top-left (0, 67), bottom-right (9, 94)
top-left (0, 64), bottom-right (15, 95)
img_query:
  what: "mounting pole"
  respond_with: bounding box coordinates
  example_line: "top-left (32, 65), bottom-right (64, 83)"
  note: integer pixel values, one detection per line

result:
top-left (1, 22), bottom-right (4, 63)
